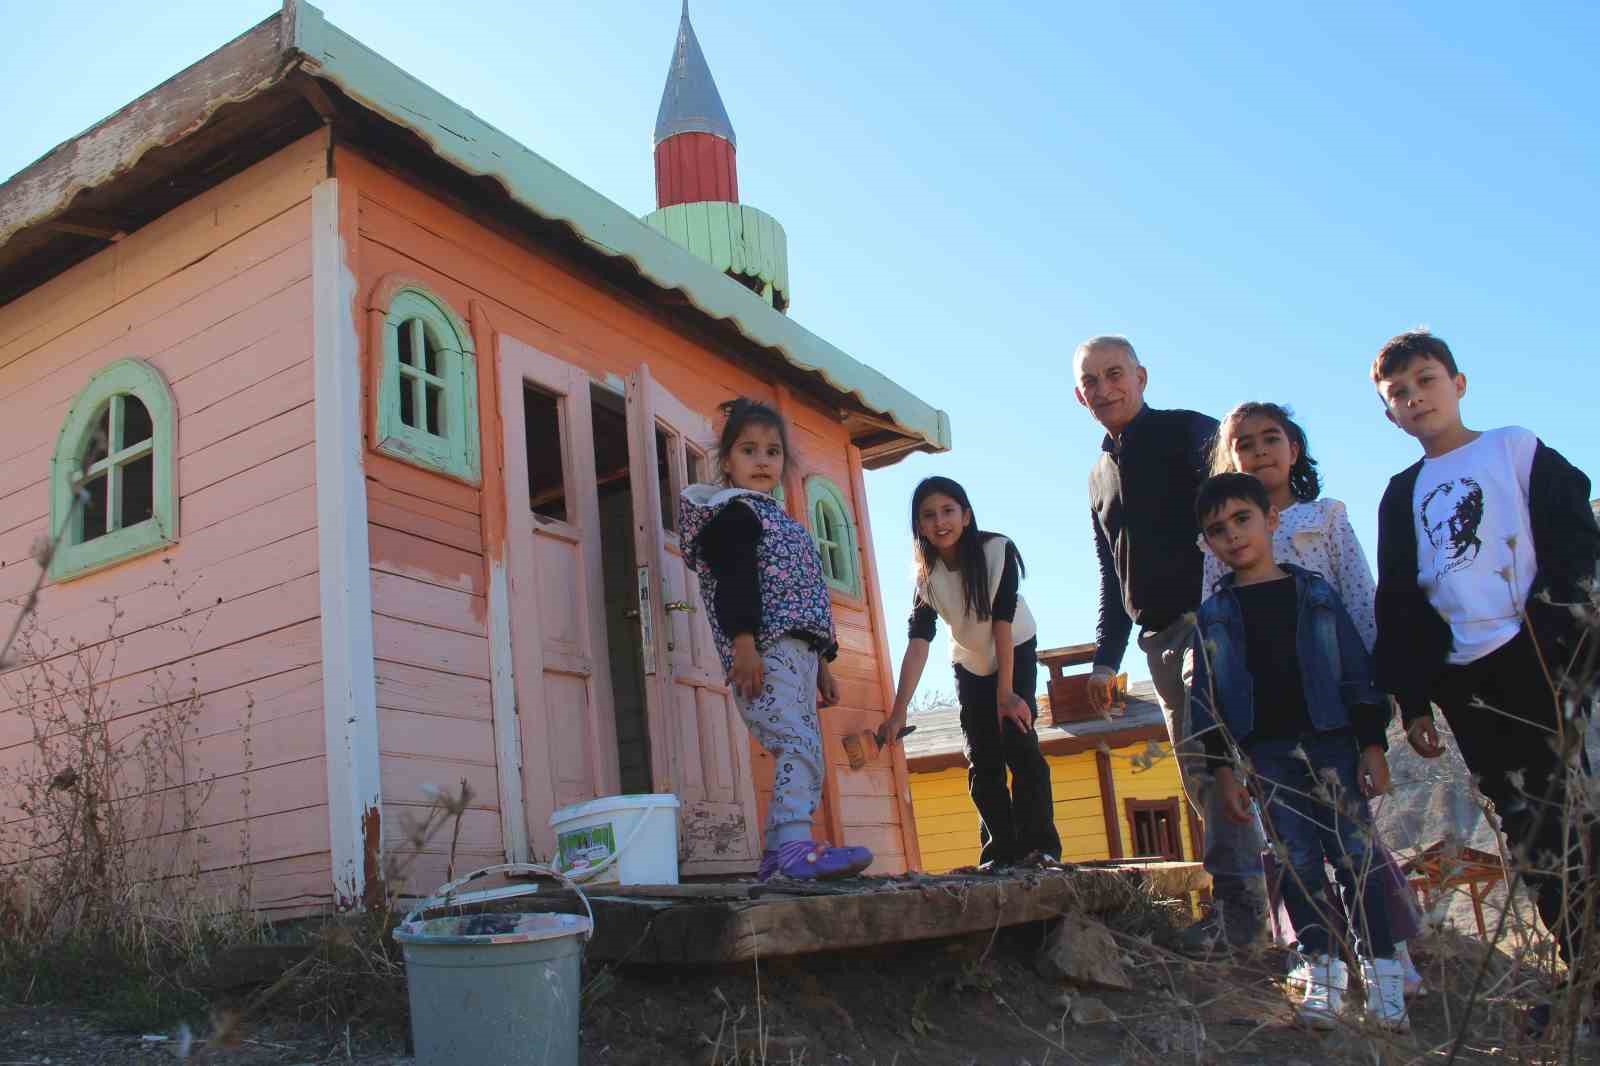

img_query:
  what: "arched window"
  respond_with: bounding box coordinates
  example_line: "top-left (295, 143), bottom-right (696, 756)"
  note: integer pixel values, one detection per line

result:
top-left (805, 476), bottom-right (860, 597)
top-left (375, 286), bottom-right (480, 483)
top-left (49, 359), bottom-right (177, 580)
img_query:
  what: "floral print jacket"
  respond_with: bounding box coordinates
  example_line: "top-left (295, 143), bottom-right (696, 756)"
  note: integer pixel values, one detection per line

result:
top-left (680, 484), bottom-right (836, 674)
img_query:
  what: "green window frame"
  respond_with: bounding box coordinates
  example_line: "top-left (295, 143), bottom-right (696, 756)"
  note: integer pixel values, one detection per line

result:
top-left (375, 287), bottom-right (480, 483)
top-left (48, 358), bottom-right (178, 581)
top-left (805, 476), bottom-right (860, 597)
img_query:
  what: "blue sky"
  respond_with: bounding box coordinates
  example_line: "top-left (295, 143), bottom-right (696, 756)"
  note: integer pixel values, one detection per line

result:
top-left (3, 2), bottom-right (1596, 701)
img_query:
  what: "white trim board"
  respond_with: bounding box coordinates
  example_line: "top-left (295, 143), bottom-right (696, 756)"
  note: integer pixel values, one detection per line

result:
top-left (311, 177), bottom-right (384, 909)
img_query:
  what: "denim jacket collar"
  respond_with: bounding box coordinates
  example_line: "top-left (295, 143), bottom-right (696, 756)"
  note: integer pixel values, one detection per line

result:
top-left (1211, 563), bottom-right (1335, 609)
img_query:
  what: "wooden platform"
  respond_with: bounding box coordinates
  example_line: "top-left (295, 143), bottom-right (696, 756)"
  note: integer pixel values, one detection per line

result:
top-left (512, 861), bottom-right (1207, 965)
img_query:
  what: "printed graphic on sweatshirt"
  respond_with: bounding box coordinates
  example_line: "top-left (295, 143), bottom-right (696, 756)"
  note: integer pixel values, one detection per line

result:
top-left (1419, 477), bottom-right (1484, 582)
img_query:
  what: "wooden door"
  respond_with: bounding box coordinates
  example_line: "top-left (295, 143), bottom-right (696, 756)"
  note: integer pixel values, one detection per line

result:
top-left (626, 365), bottom-right (761, 873)
top-left (499, 336), bottom-right (618, 856)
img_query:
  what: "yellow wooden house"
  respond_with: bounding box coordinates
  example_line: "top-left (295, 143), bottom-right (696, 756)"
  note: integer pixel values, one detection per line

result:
top-left (906, 646), bottom-right (1198, 872)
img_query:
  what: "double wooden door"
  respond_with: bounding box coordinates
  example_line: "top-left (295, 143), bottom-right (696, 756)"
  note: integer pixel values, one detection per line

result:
top-left (498, 340), bottom-right (759, 873)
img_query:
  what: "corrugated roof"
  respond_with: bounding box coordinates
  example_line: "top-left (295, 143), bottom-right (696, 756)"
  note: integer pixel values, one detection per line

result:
top-left (0, 2), bottom-right (950, 459)
top-left (905, 681), bottom-right (1168, 766)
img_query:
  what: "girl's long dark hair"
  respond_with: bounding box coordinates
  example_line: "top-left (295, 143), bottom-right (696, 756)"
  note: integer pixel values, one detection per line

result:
top-left (1209, 401), bottom-right (1321, 503)
top-left (910, 476), bottom-right (1023, 623)
top-left (715, 397), bottom-right (791, 482)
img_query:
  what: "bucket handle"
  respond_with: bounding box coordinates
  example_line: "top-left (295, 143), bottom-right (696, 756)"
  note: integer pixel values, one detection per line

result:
top-left (557, 800), bottom-right (667, 884)
top-left (402, 862), bottom-right (595, 940)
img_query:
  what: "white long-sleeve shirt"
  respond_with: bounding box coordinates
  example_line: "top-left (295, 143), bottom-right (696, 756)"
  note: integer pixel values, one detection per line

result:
top-left (1200, 497), bottom-right (1378, 651)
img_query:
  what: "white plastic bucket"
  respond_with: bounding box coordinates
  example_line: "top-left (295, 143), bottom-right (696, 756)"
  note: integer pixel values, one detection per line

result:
top-left (548, 793), bottom-right (680, 885)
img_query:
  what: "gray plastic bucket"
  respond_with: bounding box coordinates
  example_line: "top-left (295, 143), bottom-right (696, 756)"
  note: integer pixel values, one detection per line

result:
top-left (394, 864), bottom-right (594, 1066)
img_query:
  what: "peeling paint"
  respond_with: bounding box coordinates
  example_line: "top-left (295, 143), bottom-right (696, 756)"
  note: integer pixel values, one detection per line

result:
top-left (680, 807), bottom-right (749, 857)
top-left (361, 802), bottom-right (384, 911)
top-left (0, 13), bottom-right (294, 247)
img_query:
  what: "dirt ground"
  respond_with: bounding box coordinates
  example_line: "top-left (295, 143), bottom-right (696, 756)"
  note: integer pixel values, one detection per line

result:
top-left (4, 924), bottom-right (1599, 1065)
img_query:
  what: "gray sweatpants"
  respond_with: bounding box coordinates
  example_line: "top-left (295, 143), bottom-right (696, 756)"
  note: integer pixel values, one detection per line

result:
top-left (733, 636), bottom-right (822, 850)
top-left (1139, 617), bottom-right (1265, 894)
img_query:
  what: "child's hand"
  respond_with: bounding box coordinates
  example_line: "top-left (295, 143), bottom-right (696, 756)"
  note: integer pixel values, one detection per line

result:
top-left (997, 692), bottom-right (1032, 734)
top-left (729, 636), bottom-right (763, 701)
top-left (1214, 766), bottom-right (1254, 824)
top-left (1406, 717), bottom-right (1445, 759)
top-left (876, 706), bottom-right (909, 749)
top-left (1359, 746), bottom-right (1391, 798)
top-left (816, 661), bottom-right (840, 708)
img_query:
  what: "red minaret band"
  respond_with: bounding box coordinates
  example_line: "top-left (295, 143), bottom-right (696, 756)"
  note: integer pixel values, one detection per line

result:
top-left (655, 132), bottom-right (737, 209)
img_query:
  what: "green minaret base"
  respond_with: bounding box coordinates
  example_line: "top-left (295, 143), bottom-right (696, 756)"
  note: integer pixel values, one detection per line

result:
top-left (643, 201), bottom-right (789, 312)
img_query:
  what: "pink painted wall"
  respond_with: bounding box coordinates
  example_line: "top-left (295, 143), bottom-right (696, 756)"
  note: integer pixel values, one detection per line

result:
top-left (339, 147), bottom-right (919, 877)
top-left (0, 120), bottom-right (922, 920)
top-left (0, 132), bottom-right (331, 913)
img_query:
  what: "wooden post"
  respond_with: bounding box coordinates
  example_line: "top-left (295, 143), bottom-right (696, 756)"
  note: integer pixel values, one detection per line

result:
top-left (847, 441), bottom-right (924, 872)
top-left (1470, 881), bottom-right (1489, 940)
top-left (1096, 749), bottom-right (1123, 859)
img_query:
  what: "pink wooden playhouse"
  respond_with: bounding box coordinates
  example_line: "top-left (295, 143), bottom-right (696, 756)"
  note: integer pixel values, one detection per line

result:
top-left (0, 2), bottom-right (950, 912)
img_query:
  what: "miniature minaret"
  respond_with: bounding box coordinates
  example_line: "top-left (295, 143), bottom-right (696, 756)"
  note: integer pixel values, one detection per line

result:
top-left (644, 3), bottom-right (790, 312)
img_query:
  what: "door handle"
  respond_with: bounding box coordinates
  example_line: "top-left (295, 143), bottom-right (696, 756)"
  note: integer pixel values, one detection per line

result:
top-left (622, 608), bottom-right (641, 620)
top-left (663, 601), bottom-right (697, 614)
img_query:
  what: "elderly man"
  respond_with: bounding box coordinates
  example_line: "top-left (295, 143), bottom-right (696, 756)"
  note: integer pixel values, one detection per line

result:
top-left (1075, 335), bottom-right (1264, 954)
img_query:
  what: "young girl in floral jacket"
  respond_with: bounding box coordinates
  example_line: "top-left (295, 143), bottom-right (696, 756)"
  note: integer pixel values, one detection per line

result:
top-left (680, 398), bottom-right (872, 881)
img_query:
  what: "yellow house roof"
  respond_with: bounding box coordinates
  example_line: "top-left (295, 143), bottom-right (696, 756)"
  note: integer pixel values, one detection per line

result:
top-left (905, 681), bottom-right (1168, 772)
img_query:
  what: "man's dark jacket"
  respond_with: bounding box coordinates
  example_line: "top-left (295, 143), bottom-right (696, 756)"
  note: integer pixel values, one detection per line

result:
top-left (1090, 404), bottom-right (1218, 670)
top-left (1374, 438), bottom-right (1599, 724)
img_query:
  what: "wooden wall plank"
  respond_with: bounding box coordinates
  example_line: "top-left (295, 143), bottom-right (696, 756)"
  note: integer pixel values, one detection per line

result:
top-left (371, 571), bottom-right (487, 637)
top-left (379, 707), bottom-right (497, 764)
top-left (372, 615), bottom-right (491, 679)
top-left (369, 525), bottom-right (485, 596)
top-left (374, 661), bottom-right (492, 720)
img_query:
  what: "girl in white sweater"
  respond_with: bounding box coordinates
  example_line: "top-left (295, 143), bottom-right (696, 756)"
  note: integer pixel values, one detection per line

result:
top-left (882, 477), bottom-right (1060, 867)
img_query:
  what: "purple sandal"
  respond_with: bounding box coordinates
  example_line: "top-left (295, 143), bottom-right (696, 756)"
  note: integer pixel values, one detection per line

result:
top-left (757, 840), bottom-right (874, 881)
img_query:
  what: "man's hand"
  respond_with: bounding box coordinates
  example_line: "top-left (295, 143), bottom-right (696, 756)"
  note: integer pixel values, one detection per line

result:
top-left (1359, 746), bottom-right (1391, 798)
top-left (1214, 766), bottom-right (1254, 824)
top-left (1086, 665), bottom-right (1118, 713)
top-left (816, 660), bottom-right (840, 708)
top-left (1406, 716), bottom-right (1445, 759)
top-left (729, 636), bottom-right (763, 701)
top-left (997, 692), bottom-right (1033, 734)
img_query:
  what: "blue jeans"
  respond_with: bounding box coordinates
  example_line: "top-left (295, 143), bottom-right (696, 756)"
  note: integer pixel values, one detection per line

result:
top-left (1248, 733), bottom-right (1394, 960)
top-left (1141, 619), bottom-right (1264, 898)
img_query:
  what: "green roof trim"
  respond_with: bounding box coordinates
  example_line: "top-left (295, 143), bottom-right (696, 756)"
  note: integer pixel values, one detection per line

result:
top-left (289, 3), bottom-right (949, 455)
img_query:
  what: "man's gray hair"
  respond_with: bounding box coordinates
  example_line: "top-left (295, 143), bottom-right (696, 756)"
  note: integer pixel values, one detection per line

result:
top-left (1073, 335), bottom-right (1141, 367)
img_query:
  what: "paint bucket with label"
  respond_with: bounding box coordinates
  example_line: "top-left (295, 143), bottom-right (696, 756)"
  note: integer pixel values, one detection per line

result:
top-left (548, 793), bottom-right (680, 886)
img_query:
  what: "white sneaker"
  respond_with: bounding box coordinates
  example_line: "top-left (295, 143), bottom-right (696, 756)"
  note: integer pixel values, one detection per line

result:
top-left (1393, 941), bottom-right (1425, 998)
top-left (1363, 957), bottom-right (1410, 1033)
top-left (1285, 955), bottom-right (1312, 993)
top-left (1296, 955), bottom-right (1347, 1029)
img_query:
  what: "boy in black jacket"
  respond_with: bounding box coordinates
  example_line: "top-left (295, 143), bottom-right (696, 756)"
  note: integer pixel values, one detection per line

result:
top-left (1371, 330), bottom-right (1600, 982)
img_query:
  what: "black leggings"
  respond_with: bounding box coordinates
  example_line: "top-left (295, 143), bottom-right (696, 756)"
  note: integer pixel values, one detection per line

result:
top-left (1433, 628), bottom-right (1599, 965)
top-left (955, 638), bottom-right (1062, 865)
